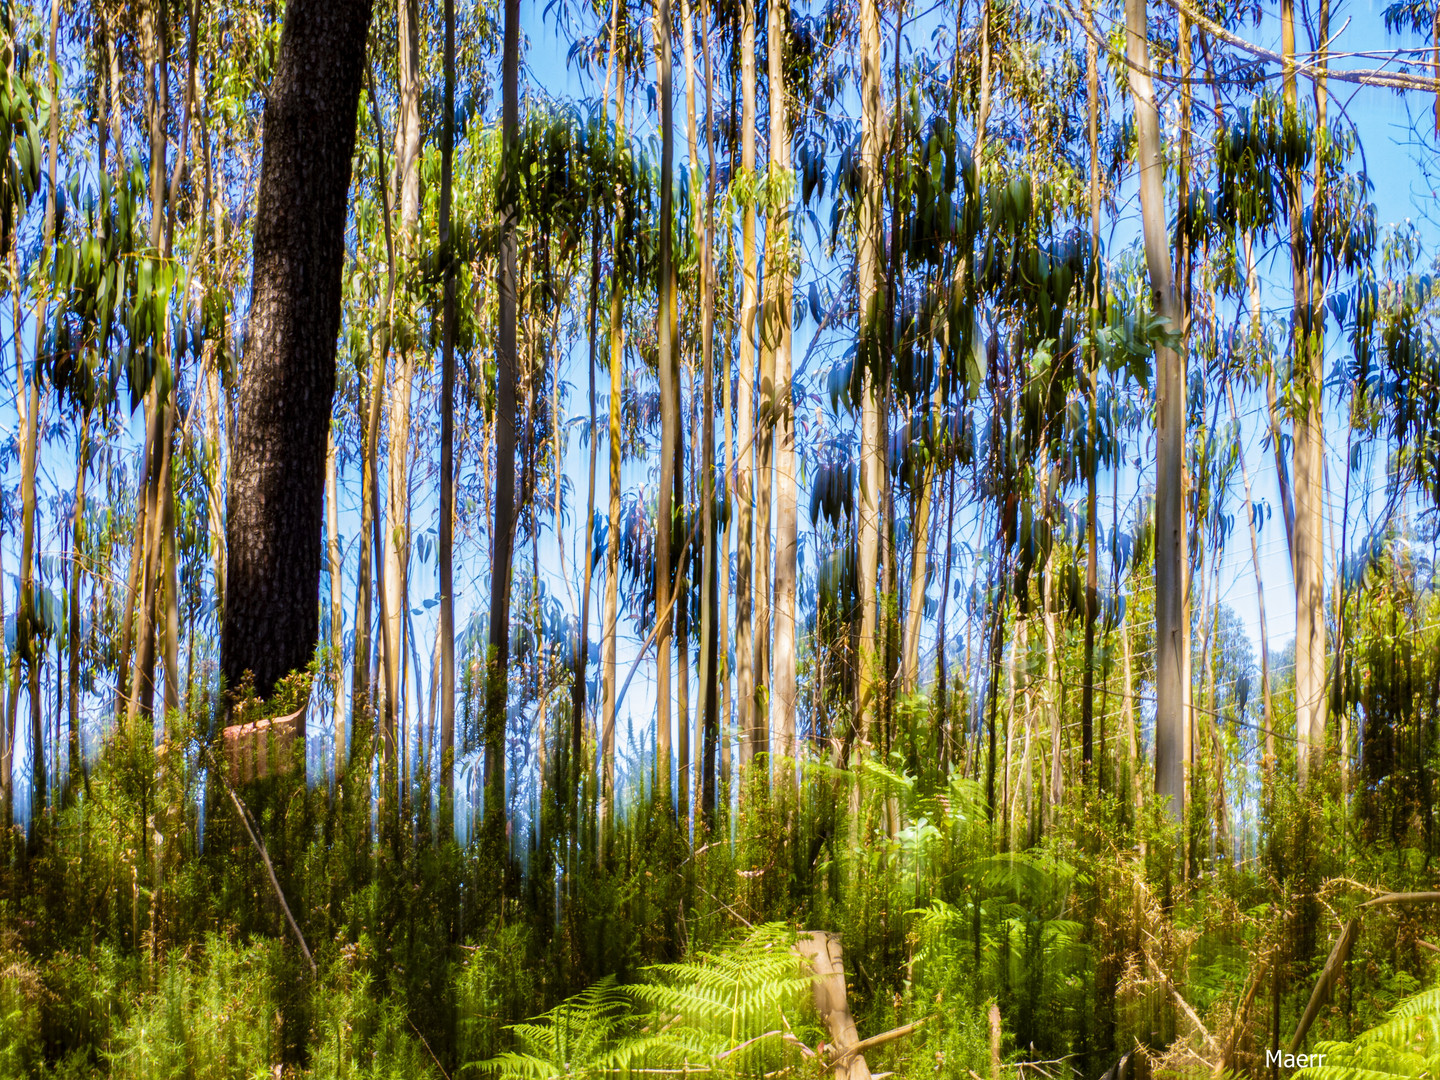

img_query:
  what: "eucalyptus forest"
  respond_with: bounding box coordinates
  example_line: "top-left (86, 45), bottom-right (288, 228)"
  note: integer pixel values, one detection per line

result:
top-left (1, 0), bottom-right (1440, 1075)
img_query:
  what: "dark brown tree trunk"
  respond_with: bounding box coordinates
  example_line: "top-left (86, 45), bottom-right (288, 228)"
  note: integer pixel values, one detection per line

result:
top-left (485, 0), bottom-right (521, 854)
top-left (221, 0), bottom-right (375, 700)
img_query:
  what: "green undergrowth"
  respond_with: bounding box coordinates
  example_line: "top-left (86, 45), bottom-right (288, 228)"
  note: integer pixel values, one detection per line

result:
top-left (0, 701), bottom-right (1435, 1080)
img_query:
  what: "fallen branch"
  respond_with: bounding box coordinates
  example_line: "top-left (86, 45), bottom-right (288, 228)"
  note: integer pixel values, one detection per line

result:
top-left (1217, 954), bottom-right (1268, 1076)
top-left (1288, 917), bottom-right (1359, 1055)
top-left (1360, 891), bottom-right (1440, 909)
top-left (1143, 947), bottom-right (1215, 1051)
top-left (1289, 891), bottom-right (1440, 1053)
top-left (716, 1030), bottom-right (785, 1062)
top-left (201, 742), bottom-right (316, 974)
top-left (830, 1019), bottom-right (927, 1068)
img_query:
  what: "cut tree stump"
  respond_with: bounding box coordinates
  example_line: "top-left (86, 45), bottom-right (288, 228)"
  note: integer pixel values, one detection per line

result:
top-left (223, 705), bottom-right (305, 781)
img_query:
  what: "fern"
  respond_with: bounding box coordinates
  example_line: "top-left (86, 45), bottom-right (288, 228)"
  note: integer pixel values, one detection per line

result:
top-left (470, 927), bottom-right (815, 1078)
top-left (468, 976), bottom-right (678, 1078)
top-left (1298, 982), bottom-right (1440, 1080)
top-left (634, 922), bottom-right (815, 1071)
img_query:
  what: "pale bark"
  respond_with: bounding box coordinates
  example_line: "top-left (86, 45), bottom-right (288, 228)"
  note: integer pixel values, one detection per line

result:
top-left (735, 0), bottom-right (758, 771)
top-left (854, 0), bottom-right (885, 749)
top-left (684, 0), bottom-right (720, 821)
top-left (383, 0), bottom-right (421, 783)
top-left (794, 933), bottom-right (874, 1080)
top-left (327, 429), bottom-right (346, 777)
top-left (769, 0), bottom-right (797, 786)
top-left (439, 0), bottom-right (458, 831)
top-left (1081, 0), bottom-right (1101, 776)
top-left (718, 202), bottom-right (734, 796)
top-left (901, 378), bottom-right (944, 693)
top-left (652, 0), bottom-right (678, 810)
top-left (1292, 0), bottom-right (1328, 786)
top-left (1125, 0), bottom-right (1186, 825)
top-left (599, 83), bottom-right (626, 844)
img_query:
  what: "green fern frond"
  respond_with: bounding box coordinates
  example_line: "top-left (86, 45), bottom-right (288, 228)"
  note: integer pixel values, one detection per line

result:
top-left (1390, 985), bottom-right (1440, 1019)
top-left (1297, 978), bottom-right (1440, 1080)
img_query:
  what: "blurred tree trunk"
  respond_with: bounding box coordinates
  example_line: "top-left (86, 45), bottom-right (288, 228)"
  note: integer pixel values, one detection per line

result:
top-left (1125, 0), bottom-right (1185, 826)
top-left (769, 0), bottom-right (797, 790)
top-left (599, 66), bottom-right (625, 852)
top-left (326, 430), bottom-right (345, 777)
top-left (438, 0), bottom-right (457, 832)
top-left (653, 0), bottom-right (678, 813)
top-left (718, 149), bottom-right (734, 797)
top-left (383, 0), bottom-right (421, 805)
top-left (222, 0), bottom-right (375, 699)
top-left (1288, 0), bottom-right (1327, 787)
top-left (571, 219), bottom-right (599, 837)
top-left (484, 0), bottom-right (521, 858)
top-left (901, 380), bottom-right (942, 694)
top-left (130, 0), bottom-right (170, 725)
top-left (735, 0), bottom-right (757, 773)
top-left (682, 0), bottom-right (718, 825)
top-left (854, 0), bottom-right (884, 752)
top-left (1081, 0), bottom-right (1100, 780)
top-left (65, 423), bottom-right (88, 802)
top-left (600, 261), bottom-right (623, 849)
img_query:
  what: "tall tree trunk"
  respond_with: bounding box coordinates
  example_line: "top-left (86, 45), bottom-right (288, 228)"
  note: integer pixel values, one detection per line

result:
top-left (901, 383), bottom-right (941, 693)
top-left (935, 466), bottom-right (956, 770)
top-left (327, 429), bottom-right (346, 776)
top-left (355, 76), bottom-right (396, 763)
top-left (600, 264), bottom-right (623, 848)
top-left (1227, 381), bottom-right (1276, 780)
top-left (754, 215), bottom-right (775, 784)
top-left (854, 0), bottom-right (885, 751)
top-left (717, 160), bottom-right (734, 799)
top-left (653, 0), bottom-right (678, 811)
top-left (769, 0), bottom-right (797, 789)
top-left (599, 58), bottom-right (626, 850)
top-left (162, 459), bottom-right (181, 720)
top-left (65, 421), bottom-right (88, 801)
top-left (484, 0), bottom-right (521, 857)
top-left (1289, 0), bottom-right (1327, 787)
top-left (1080, 0), bottom-right (1100, 779)
top-left (1177, 4), bottom-right (1195, 862)
top-left (735, 0), bottom-right (758, 773)
top-left (572, 220), bottom-right (600, 839)
top-left (1125, 0), bottom-right (1186, 826)
top-left (222, 0), bottom-right (376, 698)
top-left (684, 0), bottom-right (719, 825)
top-left (130, 0), bottom-right (171, 725)
top-left (383, 0), bottom-right (421, 798)
top-left (439, 0), bottom-right (457, 835)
